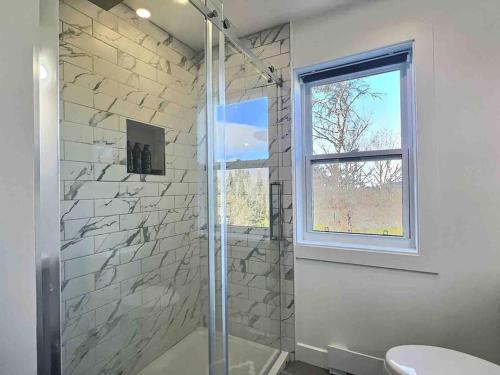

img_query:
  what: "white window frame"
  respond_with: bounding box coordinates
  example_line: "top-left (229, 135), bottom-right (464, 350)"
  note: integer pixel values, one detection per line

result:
top-left (295, 43), bottom-right (418, 254)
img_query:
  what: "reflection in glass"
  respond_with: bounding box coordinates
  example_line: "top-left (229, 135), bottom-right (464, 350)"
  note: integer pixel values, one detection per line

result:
top-left (217, 97), bottom-right (269, 161)
top-left (312, 158), bottom-right (403, 236)
top-left (219, 167), bottom-right (269, 227)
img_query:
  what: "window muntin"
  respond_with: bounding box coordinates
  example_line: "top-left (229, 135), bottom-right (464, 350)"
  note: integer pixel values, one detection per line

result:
top-left (301, 48), bottom-right (415, 251)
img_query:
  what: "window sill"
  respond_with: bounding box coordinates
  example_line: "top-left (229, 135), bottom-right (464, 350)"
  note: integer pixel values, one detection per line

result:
top-left (295, 240), bottom-right (438, 274)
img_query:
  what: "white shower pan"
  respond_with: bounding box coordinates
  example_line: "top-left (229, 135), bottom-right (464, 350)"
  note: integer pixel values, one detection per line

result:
top-left (138, 327), bottom-right (287, 375)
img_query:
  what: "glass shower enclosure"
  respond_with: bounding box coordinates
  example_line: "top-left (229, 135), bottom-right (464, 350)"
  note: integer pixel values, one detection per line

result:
top-left (57, 0), bottom-right (284, 373)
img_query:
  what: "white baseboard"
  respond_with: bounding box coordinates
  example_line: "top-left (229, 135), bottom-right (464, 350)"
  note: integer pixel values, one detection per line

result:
top-left (295, 342), bottom-right (329, 369)
top-left (327, 344), bottom-right (384, 375)
top-left (296, 342), bottom-right (384, 375)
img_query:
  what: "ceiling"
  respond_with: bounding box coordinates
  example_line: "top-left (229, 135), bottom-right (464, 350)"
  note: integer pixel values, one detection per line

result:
top-left (123, 0), bottom-right (371, 51)
top-left (223, 0), bottom-right (368, 36)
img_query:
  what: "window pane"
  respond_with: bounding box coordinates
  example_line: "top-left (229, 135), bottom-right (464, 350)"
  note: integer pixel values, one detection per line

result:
top-left (222, 168), bottom-right (269, 228)
top-left (311, 70), bottom-right (401, 155)
top-left (312, 158), bottom-right (403, 236)
top-left (217, 97), bottom-right (269, 162)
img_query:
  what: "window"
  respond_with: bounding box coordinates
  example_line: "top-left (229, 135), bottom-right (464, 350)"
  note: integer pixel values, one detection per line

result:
top-left (297, 44), bottom-right (416, 252)
top-left (217, 97), bottom-right (270, 228)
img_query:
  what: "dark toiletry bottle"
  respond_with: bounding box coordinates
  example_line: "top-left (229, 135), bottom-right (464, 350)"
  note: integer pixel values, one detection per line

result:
top-left (127, 141), bottom-right (133, 173)
top-left (142, 144), bottom-right (152, 174)
top-left (133, 142), bottom-right (142, 173)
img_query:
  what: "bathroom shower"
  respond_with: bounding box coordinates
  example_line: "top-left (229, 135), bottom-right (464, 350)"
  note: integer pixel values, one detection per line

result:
top-left (55, 0), bottom-right (290, 373)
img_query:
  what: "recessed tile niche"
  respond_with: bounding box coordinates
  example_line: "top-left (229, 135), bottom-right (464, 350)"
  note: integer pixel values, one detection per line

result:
top-left (126, 119), bottom-right (165, 176)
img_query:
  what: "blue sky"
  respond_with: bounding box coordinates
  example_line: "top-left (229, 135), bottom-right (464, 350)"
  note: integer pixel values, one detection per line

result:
top-left (312, 69), bottom-right (402, 153)
top-left (216, 70), bottom-right (401, 161)
top-left (356, 70), bottom-right (401, 140)
top-left (217, 97), bottom-right (269, 161)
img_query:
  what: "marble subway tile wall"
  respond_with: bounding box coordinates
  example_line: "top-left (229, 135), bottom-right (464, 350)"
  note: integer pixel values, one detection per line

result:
top-left (58, 0), bottom-right (205, 373)
top-left (221, 24), bottom-right (294, 355)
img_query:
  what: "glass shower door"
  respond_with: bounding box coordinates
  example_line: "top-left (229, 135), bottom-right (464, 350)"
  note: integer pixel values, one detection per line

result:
top-left (56, 0), bottom-right (284, 372)
top-left (58, 0), bottom-right (227, 373)
top-left (217, 37), bottom-right (283, 374)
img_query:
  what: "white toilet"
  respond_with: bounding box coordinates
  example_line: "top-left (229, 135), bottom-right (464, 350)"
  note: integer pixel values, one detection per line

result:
top-left (384, 345), bottom-right (500, 375)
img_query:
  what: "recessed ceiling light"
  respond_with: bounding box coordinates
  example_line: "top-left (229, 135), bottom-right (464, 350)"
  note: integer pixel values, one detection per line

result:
top-left (175, 0), bottom-right (189, 4)
top-left (136, 8), bottom-right (151, 18)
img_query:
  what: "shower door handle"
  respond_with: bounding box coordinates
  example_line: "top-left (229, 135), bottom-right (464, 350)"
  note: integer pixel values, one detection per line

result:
top-left (269, 182), bottom-right (282, 240)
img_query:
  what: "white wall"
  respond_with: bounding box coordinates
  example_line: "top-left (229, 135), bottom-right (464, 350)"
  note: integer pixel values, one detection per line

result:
top-left (0, 0), bottom-right (40, 374)
top-left (291, 0), bottom-right (500, 368)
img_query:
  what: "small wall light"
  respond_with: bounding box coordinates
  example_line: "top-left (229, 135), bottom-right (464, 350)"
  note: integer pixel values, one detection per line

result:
top-left (39, 64), bottom-right (48, 80)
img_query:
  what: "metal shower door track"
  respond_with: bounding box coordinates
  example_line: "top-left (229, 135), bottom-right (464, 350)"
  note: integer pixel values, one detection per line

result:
top-left (189, 0), bottom-right (283, 87)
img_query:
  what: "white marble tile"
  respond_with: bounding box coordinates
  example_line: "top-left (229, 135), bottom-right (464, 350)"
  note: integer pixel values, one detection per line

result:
top-left (94, 291), bottom-right (142, 325)
top-left (62, 273), bottom-right (95, 300)
top-left (61, 160), bottom-right (94, 181)
top-left (64, 102), bottom-right (119, 130)
top-left (94, 228), bottom-right (143, 253)
top-left (117, 182), bottom-right (159, 198)
top-left (63, 0), bottom-right (119, 31)
top-left (61, 200), bottom-right (95, 221)
top-left (61, 310), bottom-right (96, 342)
top-left (138, 75), bottom-right (163, 96)
top-left (119, 211), bottom-right (160, 231)
top-left (64, 180), bottom-right (119, 200)
top-left (95, 93), bottom-right (155, 124)
top-left (62, 62), bottom-right (102, 89)
top-left (65, 284), bottom-right (121, 318)
top-left (60, 3), bottom-right (92, 34)
top-left (139, 196), bottom-right (174, 212)
top-left (61, 237), bottom-right (94, 261)
top-left (134, 59), bottom-right (157, 81)
top-left (93, 128), bottom-right (126, 148)
top-left (116, 18), bottom-right (147, 44)
top-left (60, 121), bottom-right (93, 144)
top-left (119, 240), bottom-right (159, 263)
top-left (95, 259), bottom-right (141, 289)
top-left (61, 24), bottom-right (117, 64)
top-left (93, 56), bottom-right (140, 88)
top-left (59, 43), bottom-right (93, 71)
top-left (64, 141), bottom-right (95, 162)
top-left (64, 250), bottom-right (120, 280)
top-left (61, 81), bottom-right (94, 107)
top-left (64, 215), bottom-right (119, 239)
top-left (94, 197), bottom-right (140, 216)
top-left (93, 22), bottom-right (157, 65)
top-left (140, 251), bottom-right (175, 273)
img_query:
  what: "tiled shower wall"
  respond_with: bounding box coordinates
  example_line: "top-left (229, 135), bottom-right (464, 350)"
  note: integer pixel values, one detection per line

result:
top-left (221, 24), bottom-right (294, 354)
top-left (58, 0), bottom-right (294, 372)
top-left (58, 1), bottom-right (204, 374)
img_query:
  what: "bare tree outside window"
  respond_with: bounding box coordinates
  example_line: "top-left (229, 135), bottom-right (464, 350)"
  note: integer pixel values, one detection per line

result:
top-left (223, 168), bottom-right (269, 228)
top-left (310, 70), bottom-right (404, 236)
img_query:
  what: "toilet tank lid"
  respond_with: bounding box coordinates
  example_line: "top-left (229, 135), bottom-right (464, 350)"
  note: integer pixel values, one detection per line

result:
top-left (385, 345), bottom-right (500, 375)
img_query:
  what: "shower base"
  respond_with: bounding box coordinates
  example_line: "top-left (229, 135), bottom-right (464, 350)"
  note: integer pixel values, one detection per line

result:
top-left (138, 327), bottom-right (286, 375)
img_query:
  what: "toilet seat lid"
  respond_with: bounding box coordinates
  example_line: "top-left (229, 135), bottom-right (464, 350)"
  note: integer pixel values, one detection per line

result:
top-left (385, 345), bottom-right (500, 375)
